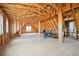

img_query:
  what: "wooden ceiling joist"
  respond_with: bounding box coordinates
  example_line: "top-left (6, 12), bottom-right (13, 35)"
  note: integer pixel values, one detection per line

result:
top-left (0, 3), bottom-right (79, 29)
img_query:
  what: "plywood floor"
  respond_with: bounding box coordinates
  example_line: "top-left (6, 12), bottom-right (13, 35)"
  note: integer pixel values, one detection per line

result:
top-left (0, 33), bottom-right (79, 56)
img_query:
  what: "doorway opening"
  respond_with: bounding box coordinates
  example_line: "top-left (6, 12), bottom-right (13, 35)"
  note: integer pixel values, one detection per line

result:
top-left (26, 25), bottom-right (32, 33)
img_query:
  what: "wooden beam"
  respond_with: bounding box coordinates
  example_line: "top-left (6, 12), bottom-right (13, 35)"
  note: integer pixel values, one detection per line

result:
top-left (49, 4), bottom-right (59, 11)
top-left (49, 19), bottom-right (55, 31)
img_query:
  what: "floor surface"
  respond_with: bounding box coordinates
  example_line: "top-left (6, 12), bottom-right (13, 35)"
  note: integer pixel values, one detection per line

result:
top-left (0, 33), bottom-right (79, 56)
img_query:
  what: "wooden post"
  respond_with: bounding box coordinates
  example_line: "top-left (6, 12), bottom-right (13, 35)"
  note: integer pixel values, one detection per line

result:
top-left (8, 20), bottom-right (11, 39)
top-left (3, 15), bottom-right (6, 34)
top-left (2, 15), bottom-right (6, 45)
top-left (38, 21), bottom-right (40, 34)
top-left (16, 20), bottom-right (19, 36)
top-left (74, 8), bottom-right (79, 39)
top-left (8, 20), bottom-right (14, 39)
top-left (18, 20), bottom-right (21, 36)
top-left (58, 11), bottom-right (64, 42)
top-left (20, 21), bottom-right (22, 35)
top-left (12, 20), bottom-right (14, 38)
top-left (75, 8), bottom-right (79, 39)
top-left (0, 35), bottom-right (1, 45)
top-left (16, 20), bottom-right (17, 36)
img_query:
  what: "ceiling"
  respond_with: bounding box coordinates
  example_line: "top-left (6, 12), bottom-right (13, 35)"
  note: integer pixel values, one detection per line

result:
top-left (0, 3), bottom-right (79, 23)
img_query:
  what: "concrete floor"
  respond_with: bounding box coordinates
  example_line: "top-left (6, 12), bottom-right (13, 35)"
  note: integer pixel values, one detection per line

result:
top-left (0, 33), bottom-right (79, 56)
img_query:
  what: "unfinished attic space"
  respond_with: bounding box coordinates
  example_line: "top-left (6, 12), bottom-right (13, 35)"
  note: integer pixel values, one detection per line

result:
top-left (0, 3), bottom-right (79, 56)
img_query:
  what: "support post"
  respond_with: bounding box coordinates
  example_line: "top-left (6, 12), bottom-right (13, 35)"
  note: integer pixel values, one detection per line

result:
top-left (18, 20), bottom-right (21, 36)
top-left (2, 15), bottom-right (6, 45)
top-left (58, 12), bottom-right (64, 42)
top-left (8, 20), bottom-right (14, 39)
top-left (38, 21), bottom-right (41, 34)
top-left (74, 8), bottom-right (79, 40)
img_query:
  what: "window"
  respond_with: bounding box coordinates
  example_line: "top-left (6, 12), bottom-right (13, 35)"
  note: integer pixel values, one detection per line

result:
top-left (26, 25), bottom-right (32, 32)
top-left (0, 13), bottom-right (3, 35)
top-left (69, 21), bottom-right (76, 32)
